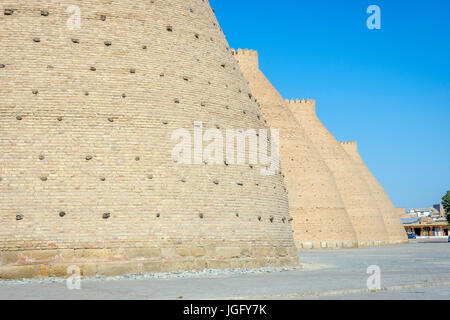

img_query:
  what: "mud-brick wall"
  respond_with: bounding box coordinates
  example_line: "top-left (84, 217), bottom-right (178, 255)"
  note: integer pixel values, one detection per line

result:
top-left (0, 0), bottom-right (298, 279)
top-left (235, 49), bottom-right (358, 249)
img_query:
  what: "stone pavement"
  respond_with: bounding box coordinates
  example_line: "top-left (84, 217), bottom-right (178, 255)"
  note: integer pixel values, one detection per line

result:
top-left (0, 240), bottom-right (448, 300)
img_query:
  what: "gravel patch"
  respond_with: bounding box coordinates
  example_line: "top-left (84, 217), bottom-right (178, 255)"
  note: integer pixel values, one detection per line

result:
top-left (0, 266), bottom-right (304, 286)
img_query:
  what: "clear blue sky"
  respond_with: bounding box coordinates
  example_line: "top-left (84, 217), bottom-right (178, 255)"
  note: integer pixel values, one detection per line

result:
top-left (210, 0), bottom-right (450, 209)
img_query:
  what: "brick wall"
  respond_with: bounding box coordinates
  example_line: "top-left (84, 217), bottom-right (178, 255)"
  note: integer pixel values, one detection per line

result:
top-left (235, 49), bottom-right (358, 249)
top-left (340, 142), bottom-right (407, 243)
top-left (287, 99), bottom-right (390, 246)
top-left (0, 0), bottom-right (298, 279)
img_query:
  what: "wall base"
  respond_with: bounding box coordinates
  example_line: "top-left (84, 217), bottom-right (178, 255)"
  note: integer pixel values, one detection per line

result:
top-left (0, 246), bottom-right (300, 280)
top-left (298, 241), bottom-right (359, 249)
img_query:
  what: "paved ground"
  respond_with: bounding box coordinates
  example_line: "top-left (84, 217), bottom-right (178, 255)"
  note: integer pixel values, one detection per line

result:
top-left (0, 240), bottom-right (449, 300)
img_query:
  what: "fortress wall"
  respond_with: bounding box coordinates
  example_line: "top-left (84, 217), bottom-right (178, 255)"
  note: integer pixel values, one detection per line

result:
top-left (235, 49), bottom-right (358, 249)
top-left (340, 142), bottom-right (407, 243)
top-left (0, 0), bottom-right (298, 279)
top-left (232, 49), bottom-right (259, 72)
top-left (287, 99), bottom-right (390, 246)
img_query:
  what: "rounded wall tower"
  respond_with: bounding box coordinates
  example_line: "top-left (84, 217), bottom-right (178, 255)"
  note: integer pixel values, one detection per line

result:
top-left (0, 0), bottom-right (298, 279)
top-left (234, 49), bottom-right (358, 249)
top-left (340, 142), bottom-right (407, 244)
top-left (287, 99), bottom-right (390, 246)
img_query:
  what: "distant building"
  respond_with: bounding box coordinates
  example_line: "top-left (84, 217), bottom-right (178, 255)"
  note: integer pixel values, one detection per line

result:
top-left (402, 205), bottom-right (448, 237)
top-left (403, 218), bottom-right (448, 237)
top-left (408, 207), bottom-right (440, 218)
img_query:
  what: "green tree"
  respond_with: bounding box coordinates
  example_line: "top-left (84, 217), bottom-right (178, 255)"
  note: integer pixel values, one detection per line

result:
top-left (442, 191), bottom-right (450, 226)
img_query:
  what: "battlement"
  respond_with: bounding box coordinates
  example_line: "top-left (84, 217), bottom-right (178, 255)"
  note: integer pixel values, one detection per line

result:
top-left (232, 48), bottom-right (259, 57)
top-left (284, 98), bottom-right (316, 114)
top-left (232, 48), bottom-right (259, 69)
top-left (284, 98), bottom-right (316, 106)
top-left (340, 141), bottom-right (359, 152)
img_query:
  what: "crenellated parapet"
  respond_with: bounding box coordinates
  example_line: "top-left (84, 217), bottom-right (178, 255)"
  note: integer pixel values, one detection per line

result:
top-left (340, 141), bottom-right (358, 146)
top-left (232, 48), bottom-right (259, 69)
top-left (284, 98), bottom-right (316, 114)
top-left (232, 48), bottom-right (259, 57)
top-left (340, 141), bottom-right (359, 152)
